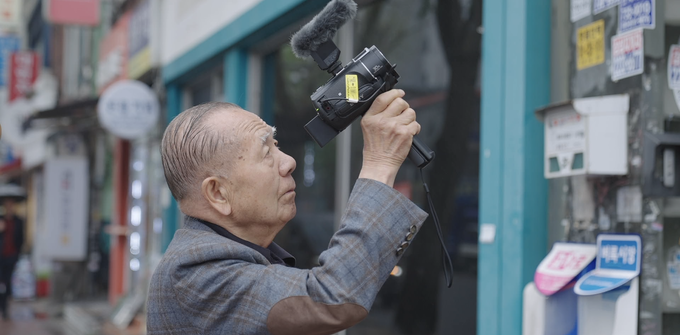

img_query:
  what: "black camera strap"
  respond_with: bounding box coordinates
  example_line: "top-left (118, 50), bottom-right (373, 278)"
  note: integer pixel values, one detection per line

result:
top-left (419, 168), bottom-right (454, 288)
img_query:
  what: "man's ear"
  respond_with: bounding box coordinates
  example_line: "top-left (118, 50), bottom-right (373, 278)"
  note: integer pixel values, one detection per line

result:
top-left (201, 176), bottom-right (232, 216)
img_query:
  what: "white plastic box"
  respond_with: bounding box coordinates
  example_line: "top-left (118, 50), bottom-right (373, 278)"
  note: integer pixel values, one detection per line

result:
top-left (535, 94), bottom-right (630, 179)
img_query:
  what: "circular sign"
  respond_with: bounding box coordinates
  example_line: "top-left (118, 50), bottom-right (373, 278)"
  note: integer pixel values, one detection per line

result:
top-left (97, 80), bottom-right (160, 139)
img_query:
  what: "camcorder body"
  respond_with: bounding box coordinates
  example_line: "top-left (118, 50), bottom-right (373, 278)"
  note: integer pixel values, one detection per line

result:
top-left (305, 45), bottom-right (399, 147)
top-left (304, 43), bottom-right (434, 167)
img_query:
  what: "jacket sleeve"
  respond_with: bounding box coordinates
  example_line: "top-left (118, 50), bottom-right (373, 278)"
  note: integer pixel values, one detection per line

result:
top-left (171, 178), bottom-right (428, 335)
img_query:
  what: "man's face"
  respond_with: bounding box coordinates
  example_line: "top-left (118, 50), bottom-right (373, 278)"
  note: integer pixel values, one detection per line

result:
top-left (217, 110), bottom-right (297, 229)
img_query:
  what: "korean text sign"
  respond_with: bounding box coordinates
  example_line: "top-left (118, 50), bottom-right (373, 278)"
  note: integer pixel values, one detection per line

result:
top-left (669, 45), bottom-right (680, 90)
top-left (9, 52), bottom-right (39, 102)
top-left (577, 20), bottom-right (605, 70)
top-left (611, 29), bottom-right (644, 81)
top-left (619, 0), bottom-right (655, 33)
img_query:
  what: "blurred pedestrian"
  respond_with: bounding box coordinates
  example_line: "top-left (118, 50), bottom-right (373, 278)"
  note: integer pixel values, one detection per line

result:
top-left (0, 184), bottom-right (25, 320)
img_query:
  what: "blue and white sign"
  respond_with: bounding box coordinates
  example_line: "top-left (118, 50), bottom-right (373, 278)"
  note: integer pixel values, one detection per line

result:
top-left (619, 0), bottom-right (655, 33)
top-left (574, 234), bottom-right (641, 296)
top-left (0, 35), bottom-right (19, 87)
top-left (593, 0), bottom-right (619, 14)
top-left (611, 29), bottom-right (644, 81)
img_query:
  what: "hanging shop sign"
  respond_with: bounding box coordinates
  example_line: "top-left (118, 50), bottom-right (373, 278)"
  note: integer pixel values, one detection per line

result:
top-left (8, 51), bottom-right (39, 102)
top-left (44, 156), bottom-right (89, 261)
top-left (618, 0), bottom-right (655, 33)
top-left (593, 0), bottom-right (620, 14)
top-left (97, 80), bottom-right (159, 139)
top-left (571, 0), bottom-right (592, 22)
top-left (0, 35), bottom-right (19, 86)
top-left (44, 0), bottom-right (100, 26)
top-left (534, 243), bottom-right (597, 296)
top-left (669, 45), bottom-right (680, 90)
top-left (574, 234), bottom-right (641, 295)
top-left (577, 20), bottom-right (605, 70)
top-left (0, 0), bottom-right (21, 28)
top-left (611, 29), bottom-right (644, 81)
top-left (97, 12), bottom-right (129, 93)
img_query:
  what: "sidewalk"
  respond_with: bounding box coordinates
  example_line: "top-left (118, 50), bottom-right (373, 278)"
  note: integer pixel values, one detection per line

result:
top-left (0, 300), bottom-right (63, 335)
top-left (0, 299), bottom-right (145, 335)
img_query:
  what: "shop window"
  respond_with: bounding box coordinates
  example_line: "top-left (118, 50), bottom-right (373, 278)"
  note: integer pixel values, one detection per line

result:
top-left (347, 0), bottom-right (481, 334)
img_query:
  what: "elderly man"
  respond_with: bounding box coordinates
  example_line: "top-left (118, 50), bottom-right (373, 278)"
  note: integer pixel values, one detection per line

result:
top-left (147, 89), bottom-right (427, 335)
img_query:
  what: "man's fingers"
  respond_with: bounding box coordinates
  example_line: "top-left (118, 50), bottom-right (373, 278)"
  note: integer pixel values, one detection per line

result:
top-left (364, 89), bottom-right (405, 117)
top-left (397, 108), bottom-right (416, 125)
top-left (407, 121), bottom-right (421, 136)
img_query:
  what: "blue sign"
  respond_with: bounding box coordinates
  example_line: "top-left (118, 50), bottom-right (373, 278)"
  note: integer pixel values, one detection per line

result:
top-left (598, 238), bottom-right (640, 272)
top-left (619, 0), bottom-right (655, 33)
top-left (574, 234), bottom-right (641, 296)
top-left (576, 275), bottom-right (629, 294)
top-left (593, 0), bottom-right (620, 14)
top-left (0, 35), bottom-right (19, 87)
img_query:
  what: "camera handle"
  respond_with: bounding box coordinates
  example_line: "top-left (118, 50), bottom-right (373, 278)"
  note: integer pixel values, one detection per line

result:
top-left (409, 136), bottom-right (434, 168)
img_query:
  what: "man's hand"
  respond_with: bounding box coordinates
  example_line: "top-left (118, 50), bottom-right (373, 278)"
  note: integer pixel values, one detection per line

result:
top-left (358, 89), bottom-right (421, 187)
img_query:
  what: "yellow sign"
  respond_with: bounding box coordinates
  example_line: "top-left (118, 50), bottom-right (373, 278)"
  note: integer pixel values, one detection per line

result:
top-left (345, 74), bottom-right (359, 103)
top-left (577, 20), bottom-right (605, 70)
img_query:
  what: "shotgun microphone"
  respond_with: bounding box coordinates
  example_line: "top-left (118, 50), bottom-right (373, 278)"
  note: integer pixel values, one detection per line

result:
top-left (290, 0), bottom-right (434, 167)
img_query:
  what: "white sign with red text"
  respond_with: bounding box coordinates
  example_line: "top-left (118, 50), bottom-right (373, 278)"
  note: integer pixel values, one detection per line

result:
top-left (669, 45), bottom-right (680, 90)
top-left (612, 29), bottom-right (644, 81)
top-left (534, 243), bottom-right (597, 296)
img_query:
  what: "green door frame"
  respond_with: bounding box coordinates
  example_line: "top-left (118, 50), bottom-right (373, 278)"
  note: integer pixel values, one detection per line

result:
top-left (478, 0), bottom-right (551, 334)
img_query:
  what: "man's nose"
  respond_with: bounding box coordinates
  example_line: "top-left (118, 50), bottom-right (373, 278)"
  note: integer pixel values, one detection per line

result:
top-left (280, 152), bottom-right (296, 176)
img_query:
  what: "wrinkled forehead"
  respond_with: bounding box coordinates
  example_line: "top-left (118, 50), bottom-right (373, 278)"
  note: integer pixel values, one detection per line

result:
top-left (233, 112), bottom-right (275, 143)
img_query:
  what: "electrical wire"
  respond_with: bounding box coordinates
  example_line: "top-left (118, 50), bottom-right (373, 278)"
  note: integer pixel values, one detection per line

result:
top-left (419, 168), bottom-right (454, 288)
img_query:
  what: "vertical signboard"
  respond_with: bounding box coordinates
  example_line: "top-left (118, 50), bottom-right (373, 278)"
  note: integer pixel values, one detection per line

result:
top-left (0, 35), bottom-right (19, 86)
top-left (97, 12), bottom-right (130, 93)
top-left (45, 0), bottom-right (100, 26)
top-left (44, 157), bottom-right (89, 261)
top-left (0, 0), bottom-right (21, 28)
top-left (128, 0), bottom-right (151, 79)
top-left (9, 51), bottom-right (39, 102)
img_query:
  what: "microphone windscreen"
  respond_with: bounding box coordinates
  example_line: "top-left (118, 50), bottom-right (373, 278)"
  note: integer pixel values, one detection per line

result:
top-left (290, 0), bottom-right (357, 59)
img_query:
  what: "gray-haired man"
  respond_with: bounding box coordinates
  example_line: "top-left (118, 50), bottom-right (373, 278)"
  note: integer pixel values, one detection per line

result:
top-left (147, 89), bottom-right (428, 335)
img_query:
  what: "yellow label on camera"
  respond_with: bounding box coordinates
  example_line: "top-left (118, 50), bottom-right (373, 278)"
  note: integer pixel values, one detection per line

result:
top-left (345, 74), bottom-right (359, 103)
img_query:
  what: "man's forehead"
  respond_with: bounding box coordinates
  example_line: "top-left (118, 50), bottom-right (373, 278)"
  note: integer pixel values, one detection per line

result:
top-left (234, 112), bottom-right (275, 142)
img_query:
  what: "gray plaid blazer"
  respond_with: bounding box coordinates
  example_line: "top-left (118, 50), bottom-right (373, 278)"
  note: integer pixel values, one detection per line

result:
top-left (147, 179), bottom-right (428, 335)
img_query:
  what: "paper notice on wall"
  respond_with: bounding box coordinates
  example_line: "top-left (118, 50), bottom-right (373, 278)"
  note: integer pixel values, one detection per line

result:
top-left (593, 0), bottom-right (620, 14)
top-left (669, 45), bottom-right (680, 90)
top-left (611, 29), bottom-right (644, 81)
top-left (577, 20), bottom-right (605, 70)
top-left (619, 0), bottom-right (655, 33)
top-left (572, 0), bottom-right (592, 22)
top-left (617, 185), bottom-right (642, 222)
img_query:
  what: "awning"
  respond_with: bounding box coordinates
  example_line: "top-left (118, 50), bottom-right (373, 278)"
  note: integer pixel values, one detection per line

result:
top-left (22, 98), bottom-right (99, 132)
